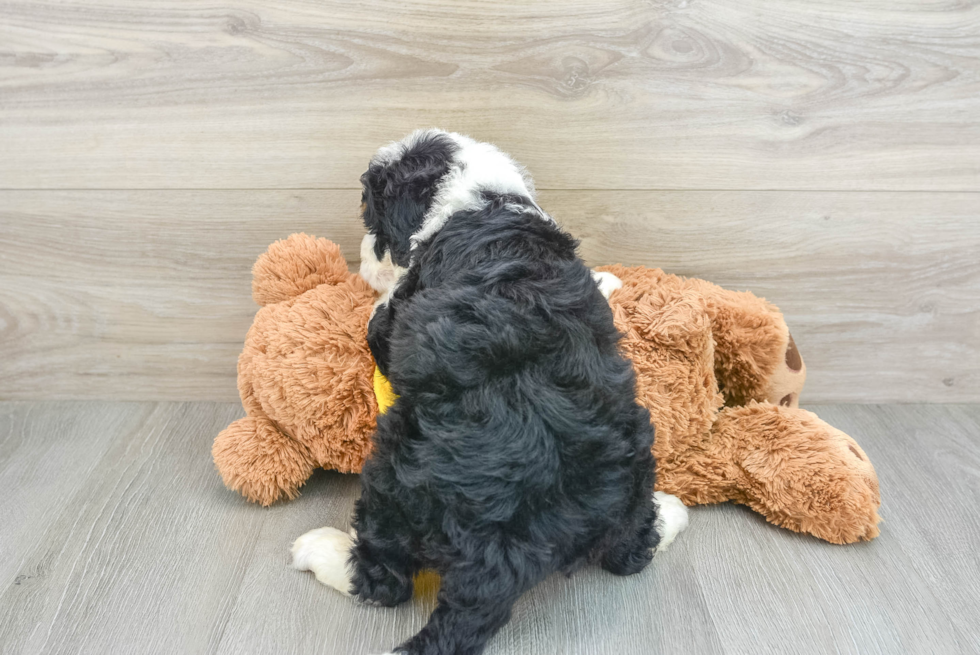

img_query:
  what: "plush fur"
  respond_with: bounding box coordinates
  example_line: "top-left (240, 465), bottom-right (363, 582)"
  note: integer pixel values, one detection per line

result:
top-left (213, 237), bottom-right (881, 546)
top-left (210, 134), bottom-right (880, 654)
top-left (346, 130), bottom-right (664, 655)
top-left (599, 264), bottom-right (879, 544)
top-left (212, 235), bottom-right (378, 504)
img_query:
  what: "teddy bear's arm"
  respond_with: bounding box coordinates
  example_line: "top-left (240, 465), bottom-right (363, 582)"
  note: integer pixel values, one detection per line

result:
top-left (592, 264), bottom-right (805, 407)
top-left (687, 279), bottom-right (806, 408)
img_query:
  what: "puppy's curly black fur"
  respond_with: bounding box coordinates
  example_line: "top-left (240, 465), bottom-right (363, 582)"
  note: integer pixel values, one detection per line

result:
top-left (352, 131), bottom-right (660, 655)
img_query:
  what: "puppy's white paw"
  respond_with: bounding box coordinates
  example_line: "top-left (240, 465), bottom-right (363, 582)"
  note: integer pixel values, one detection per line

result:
top-left (290, 526), bottom-right (355, 596)
top-left (591, 270), bottom-right (623, 300)
top-left (653, 491), bottom-right (689, 553)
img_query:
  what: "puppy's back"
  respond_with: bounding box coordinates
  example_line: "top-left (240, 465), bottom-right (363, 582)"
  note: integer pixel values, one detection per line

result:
top-left (381, 202), bottom-right (652, 567)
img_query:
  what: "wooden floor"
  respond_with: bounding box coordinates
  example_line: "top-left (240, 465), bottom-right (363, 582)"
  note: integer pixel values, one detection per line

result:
top-left (1, 401), bottom-right (978, 655)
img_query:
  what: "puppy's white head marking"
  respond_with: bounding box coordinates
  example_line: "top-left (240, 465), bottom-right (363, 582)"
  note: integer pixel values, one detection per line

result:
top-left (410, 131), bottom-right (544, 250)
top-left (360, 233), bottom-right (406, 294)
top-left (360, 129), bottom-right (551, 272)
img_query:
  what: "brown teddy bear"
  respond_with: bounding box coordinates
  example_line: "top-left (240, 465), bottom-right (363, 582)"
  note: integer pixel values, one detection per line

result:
top-left (213, 233), bottom-right (881, 545)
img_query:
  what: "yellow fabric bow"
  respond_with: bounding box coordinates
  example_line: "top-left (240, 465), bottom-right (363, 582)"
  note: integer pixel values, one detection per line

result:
top-left (373, 367), bottom-right (398, 414)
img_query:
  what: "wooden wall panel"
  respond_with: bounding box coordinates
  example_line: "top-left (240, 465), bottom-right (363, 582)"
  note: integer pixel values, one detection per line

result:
top-left (1, 189), bottom-right (976, 402)
top-left (1, 0), bottom-right (978, 190)
top-left (1, 1), bottom-right (977, 401)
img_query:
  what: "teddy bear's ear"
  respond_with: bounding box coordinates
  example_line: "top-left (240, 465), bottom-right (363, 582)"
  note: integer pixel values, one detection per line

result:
top-left (252, 233), bottom-right (352, 305)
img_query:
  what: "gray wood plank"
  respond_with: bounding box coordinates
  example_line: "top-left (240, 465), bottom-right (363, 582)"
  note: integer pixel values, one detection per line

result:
top-left (0, 402), bottom-right (156, 590)
top-left (212, 403), bottom-right (980, 654)
top-left (0, 190), bottom-right (366, 403)
top-left (817, 404), bottom-right (980, 651)
top-left (683, 404), bottom-right (980, 655)
top-left (1, 1), bottom-right (978, 190)
top-left (211, 471), bottom-right (724, 655)
top-left (2, 402), bottom-right (979, 655)
top-left (565, 190), bottom-right (980, 404)
top-left (2, 190), bottom-right (977, 403)
top-left (0, 402), bottom-right (263, 655)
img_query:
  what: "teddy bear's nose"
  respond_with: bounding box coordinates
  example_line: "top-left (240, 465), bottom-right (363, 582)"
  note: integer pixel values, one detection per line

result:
top-left (785, 334), bottom-right (802, 372)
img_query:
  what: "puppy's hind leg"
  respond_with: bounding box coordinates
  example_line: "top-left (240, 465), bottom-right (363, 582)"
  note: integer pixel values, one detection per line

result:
top-left (291, 526), bottom-right (356, 596)
top-left (600, 495), bottom-right (658, 577)
top-left (290, 459), bottom-right (418, 606)
top-left (652, 491), bottom-right (689, 553)
top-left (349, 421), bottom-right (423, 607)
top-left (599, 489), bottom-right (690, 575)
top-left (347, 477), bottom-right (419, 608)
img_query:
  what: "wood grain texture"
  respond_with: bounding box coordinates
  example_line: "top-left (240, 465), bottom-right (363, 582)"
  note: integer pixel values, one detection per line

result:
top-left (0, 401), bottom-right (267, 655)
top-left (1, 189), bottom-right (977, 402)
top-left (1, 402), bottom-right (979, 654)
top-left (1, 0), bottom-right (979, 190)
top-left (686, 403), bottom-right (980, 655)
top-left (0, 402), bottom-right (157, 591)
top-left (0, 190), bottom-right (365, 402)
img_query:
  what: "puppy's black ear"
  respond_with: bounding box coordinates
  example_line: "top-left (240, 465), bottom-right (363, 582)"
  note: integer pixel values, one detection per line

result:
top-left (360, 132), bottom-right (457, 267)
top-left (360, 166), bottom-right (389, 262)
top-left (367, 304), bottom-right (393, 376)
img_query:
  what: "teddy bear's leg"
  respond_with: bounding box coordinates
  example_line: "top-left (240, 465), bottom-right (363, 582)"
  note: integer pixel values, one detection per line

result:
top-left (212, 415), bottom-right (316, 506)
top-left (711, 403), bottom-right (881, 544)
top-left (689, 280), bottom-right (807, 408)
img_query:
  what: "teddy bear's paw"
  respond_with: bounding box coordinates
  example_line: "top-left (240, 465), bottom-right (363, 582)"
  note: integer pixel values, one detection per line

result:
top-left (291, 526), bottom-right (355, 596)
top-left (653, 491), bottom-right (690, 553)
top-left (591, 270), bottom-right (623, 300)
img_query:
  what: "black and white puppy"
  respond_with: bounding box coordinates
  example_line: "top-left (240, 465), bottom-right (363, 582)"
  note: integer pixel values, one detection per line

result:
top-left (292, 130), bottom-right (688, 655)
